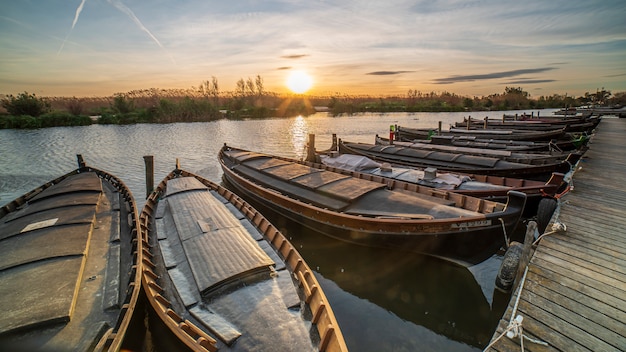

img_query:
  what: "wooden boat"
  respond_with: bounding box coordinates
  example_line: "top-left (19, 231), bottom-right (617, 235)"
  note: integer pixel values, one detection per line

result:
top-left (219, 144), bottom-right (527, 266)
top-left (139, 164), bottom-right (348, 352)
top-left (0, 155), bottom-right (142, 351)
top-left (339, 139), bottom-right (580, 180)
top-left (396, 125), bottom-right (567, 142)
top-left (424, 134), bottom-right (590, 152)
top-left (375, 135), bottom-right (573, 164)
top-left (452, 116), bottom-right (600, 133)
top-left (317, 152), bottom-right (566, 217)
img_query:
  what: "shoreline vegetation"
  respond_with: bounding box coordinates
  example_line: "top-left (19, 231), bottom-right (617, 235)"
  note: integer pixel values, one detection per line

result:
top-left (1, 79), bottom-right (623, 129)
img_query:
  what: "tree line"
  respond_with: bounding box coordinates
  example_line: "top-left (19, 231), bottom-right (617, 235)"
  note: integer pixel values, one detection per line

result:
top-left (1, 76), bottom-right (623, 129)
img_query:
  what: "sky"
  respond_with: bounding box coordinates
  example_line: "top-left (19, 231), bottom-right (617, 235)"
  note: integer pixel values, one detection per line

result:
top-left (1, 0), bottom-right (625, 98)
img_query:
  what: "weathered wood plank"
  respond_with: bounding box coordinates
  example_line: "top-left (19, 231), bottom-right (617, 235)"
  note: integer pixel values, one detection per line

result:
top-left (523, 278), bottom-right (626, 347)
top-left (531, 254), bottom-right (626, 300)
top-left (517, 293), bottom-right (617, 352)
top-left (529, 264), bottom-right (626, 316)
top-left (541, 236), bottom-right (626, 276)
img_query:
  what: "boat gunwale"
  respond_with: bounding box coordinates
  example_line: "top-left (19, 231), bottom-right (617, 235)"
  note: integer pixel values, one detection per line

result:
top-left (139, 167), bottom-right (349, 352)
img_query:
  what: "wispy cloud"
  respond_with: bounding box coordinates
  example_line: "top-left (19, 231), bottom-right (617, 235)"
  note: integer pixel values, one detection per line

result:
top-left (433, 68), bottom-right (557, 84)
top-left (506, 79), bottom-right (557, 84)
top-left (281, 54), bottom-right (309, 59)
top-left (367, 71), bottom-right (413, 76)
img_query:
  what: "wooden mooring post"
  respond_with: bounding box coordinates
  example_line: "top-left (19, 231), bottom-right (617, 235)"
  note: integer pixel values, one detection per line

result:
top-left (306, 134), bottom-right (317, 162)
top-left (143, 155), bottom-right (154, 199)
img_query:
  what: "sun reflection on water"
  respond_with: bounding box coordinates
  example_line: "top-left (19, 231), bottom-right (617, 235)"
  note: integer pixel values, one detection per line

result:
top-left (290, 115), bottom-right (309, 159)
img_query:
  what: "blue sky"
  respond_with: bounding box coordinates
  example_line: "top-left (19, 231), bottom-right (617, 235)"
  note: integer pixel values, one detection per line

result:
top-left (1, 0), bottom-right (625, 97)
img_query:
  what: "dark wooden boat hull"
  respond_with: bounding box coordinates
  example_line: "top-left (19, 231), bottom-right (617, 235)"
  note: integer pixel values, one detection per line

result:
top-left (0, 156), bottom-right (142, 351)
top-left (219, 145), bottom-right (527, 266)
top-left (339, 139), bottom-right (579, 180)
top-left (397, 125), bottom-right (567, 142)
top-left (140, 167), bottom-right (348, 352)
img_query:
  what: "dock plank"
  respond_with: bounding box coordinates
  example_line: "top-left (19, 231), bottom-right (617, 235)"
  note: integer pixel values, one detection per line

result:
top-left (486, 118), bottom-right (626, 352)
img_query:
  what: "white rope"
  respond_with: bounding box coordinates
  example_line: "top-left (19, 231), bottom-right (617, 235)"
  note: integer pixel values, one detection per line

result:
top-left (483, 266), bottom-right (549, 351)
top-left (498, 217), bottom-right (509, 247)
top-left (532, 222), bottom-right (567, 246)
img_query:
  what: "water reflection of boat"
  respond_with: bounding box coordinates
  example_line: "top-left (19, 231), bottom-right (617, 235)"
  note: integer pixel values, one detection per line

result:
top-left (265, 215), bottom-right (507, 350)
top-left (0, 156), bottom-right (142, 351)
top-left (219, 144), bottom-right (526, 266)
top-left (140, 165), bottom-right (348, 352)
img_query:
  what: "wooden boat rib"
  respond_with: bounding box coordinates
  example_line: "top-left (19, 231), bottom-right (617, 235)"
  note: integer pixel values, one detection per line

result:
top-left (339, 139), bottom-right (579, 180)
top-left (219, 144), bottom-right (527, 266)
top-left (140, 165), bottom-right (348, 352)
top-left (0, 155), bottom-right (142, 351)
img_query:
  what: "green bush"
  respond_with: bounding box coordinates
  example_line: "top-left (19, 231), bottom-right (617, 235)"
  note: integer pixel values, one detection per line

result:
top-left (1, 92), bottom-right (51, 117)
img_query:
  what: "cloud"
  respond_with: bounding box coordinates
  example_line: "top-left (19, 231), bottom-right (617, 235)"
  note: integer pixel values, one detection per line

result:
top-left (277, 66), bottom-right (291, 70)
top-left (506, 79), bottom-right (557, 84)
top-left (433, 68), bottom-right (557, 84)
top-left (366, 71), bottom-right (413, 76)
top-left (281, 54), bottom-right (309, 59)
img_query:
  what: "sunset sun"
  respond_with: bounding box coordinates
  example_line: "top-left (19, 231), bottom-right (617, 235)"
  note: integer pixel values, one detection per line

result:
top-left (286, 70), bottom-right (313, 94)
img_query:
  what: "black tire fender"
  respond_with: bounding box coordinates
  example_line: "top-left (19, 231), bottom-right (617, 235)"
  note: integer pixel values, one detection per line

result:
top-left (537, 197), bottom-right (558, 233)
top-left (495, 241), bottom-right (523, 293)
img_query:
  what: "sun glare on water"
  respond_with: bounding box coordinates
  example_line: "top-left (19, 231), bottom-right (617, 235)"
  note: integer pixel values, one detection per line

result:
top-left (286, 70), bottom-right (313, 94)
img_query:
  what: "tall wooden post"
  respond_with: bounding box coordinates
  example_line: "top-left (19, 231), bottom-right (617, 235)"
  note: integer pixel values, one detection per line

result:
top-left (76, 154), bottom-right (86, 169)
top-left (143, 155), bottom-right (154, 199)
top-left (438, 121), bottom-right (442, 135)
top-left (306, 134), bottom-right (316, 162)
top-left (484, 116), bottom-right (489, 129)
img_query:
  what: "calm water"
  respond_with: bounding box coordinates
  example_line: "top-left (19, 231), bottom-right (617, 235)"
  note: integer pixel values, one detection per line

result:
top-left (0, 109), bottom-right (557, 351)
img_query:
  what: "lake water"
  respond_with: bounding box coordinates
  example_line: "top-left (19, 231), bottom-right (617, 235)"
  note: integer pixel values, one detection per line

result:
top-left (0, 109), bottom-right (556, 351)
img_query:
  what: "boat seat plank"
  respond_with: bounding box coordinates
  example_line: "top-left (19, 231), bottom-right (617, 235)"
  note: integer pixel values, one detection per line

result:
top-left (164, 177), bottom-right (275, 294)
top-left (238, 155), bottom-right (292, 171)
top-left (257, 162), bottom-right (321, 180)
top-left (165, 176), bottom-right (209, 197)
top-left (30, 172), bottom-right (102, 203)
top-left (0, 222), bottom-right (92, 271)
top-left (0, 197), bottom-right (99, 241)
top-left (190, 306), bottom-right (242, 346)
top-left (257, 239), bottom-right (286, 271)
top-left (349, 192), bottom-right (478, 219)
top-left (292, 170), bottom-right (352, 190)
top-left (316, 177), bottom-right (387, 202)
top-left (224, 150), bottom-right (277, 164)
top-left (102, 242), bottom-right (121, 310)
top-left (0, 257), bottom-right (84, 334)
top-left (233, 165), bottom-right (351, 211)
top-left (168, 266), bottom-right (200, 307)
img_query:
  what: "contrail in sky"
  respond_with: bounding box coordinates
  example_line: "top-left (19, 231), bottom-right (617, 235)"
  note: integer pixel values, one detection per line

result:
top-left (107, 0), bottom-right (163, 48)
top-left (57, 0), bottom-right (87, 55)
top-left (107, 0), bottom-right (176, 64)
top-left (58, 0), bottom-right (175, 64)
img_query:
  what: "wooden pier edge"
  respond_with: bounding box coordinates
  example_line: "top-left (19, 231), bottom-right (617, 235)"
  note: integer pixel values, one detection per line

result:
top-left (485, 118), bottom-right (626, 352)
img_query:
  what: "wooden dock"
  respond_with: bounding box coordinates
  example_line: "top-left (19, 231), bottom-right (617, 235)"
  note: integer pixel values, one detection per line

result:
top-left (485, 117), bottom-right (626, 352)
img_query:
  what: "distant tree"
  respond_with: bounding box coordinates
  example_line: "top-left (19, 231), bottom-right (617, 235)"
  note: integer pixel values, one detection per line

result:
top-left (235, 79), bottom-right (246, 98)
top-left (1, 91), bottom-right (51, 117)
top-left (255, 75), bottom-right (264, 97)
top-left (211, 76), bottom-right (219, 106)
